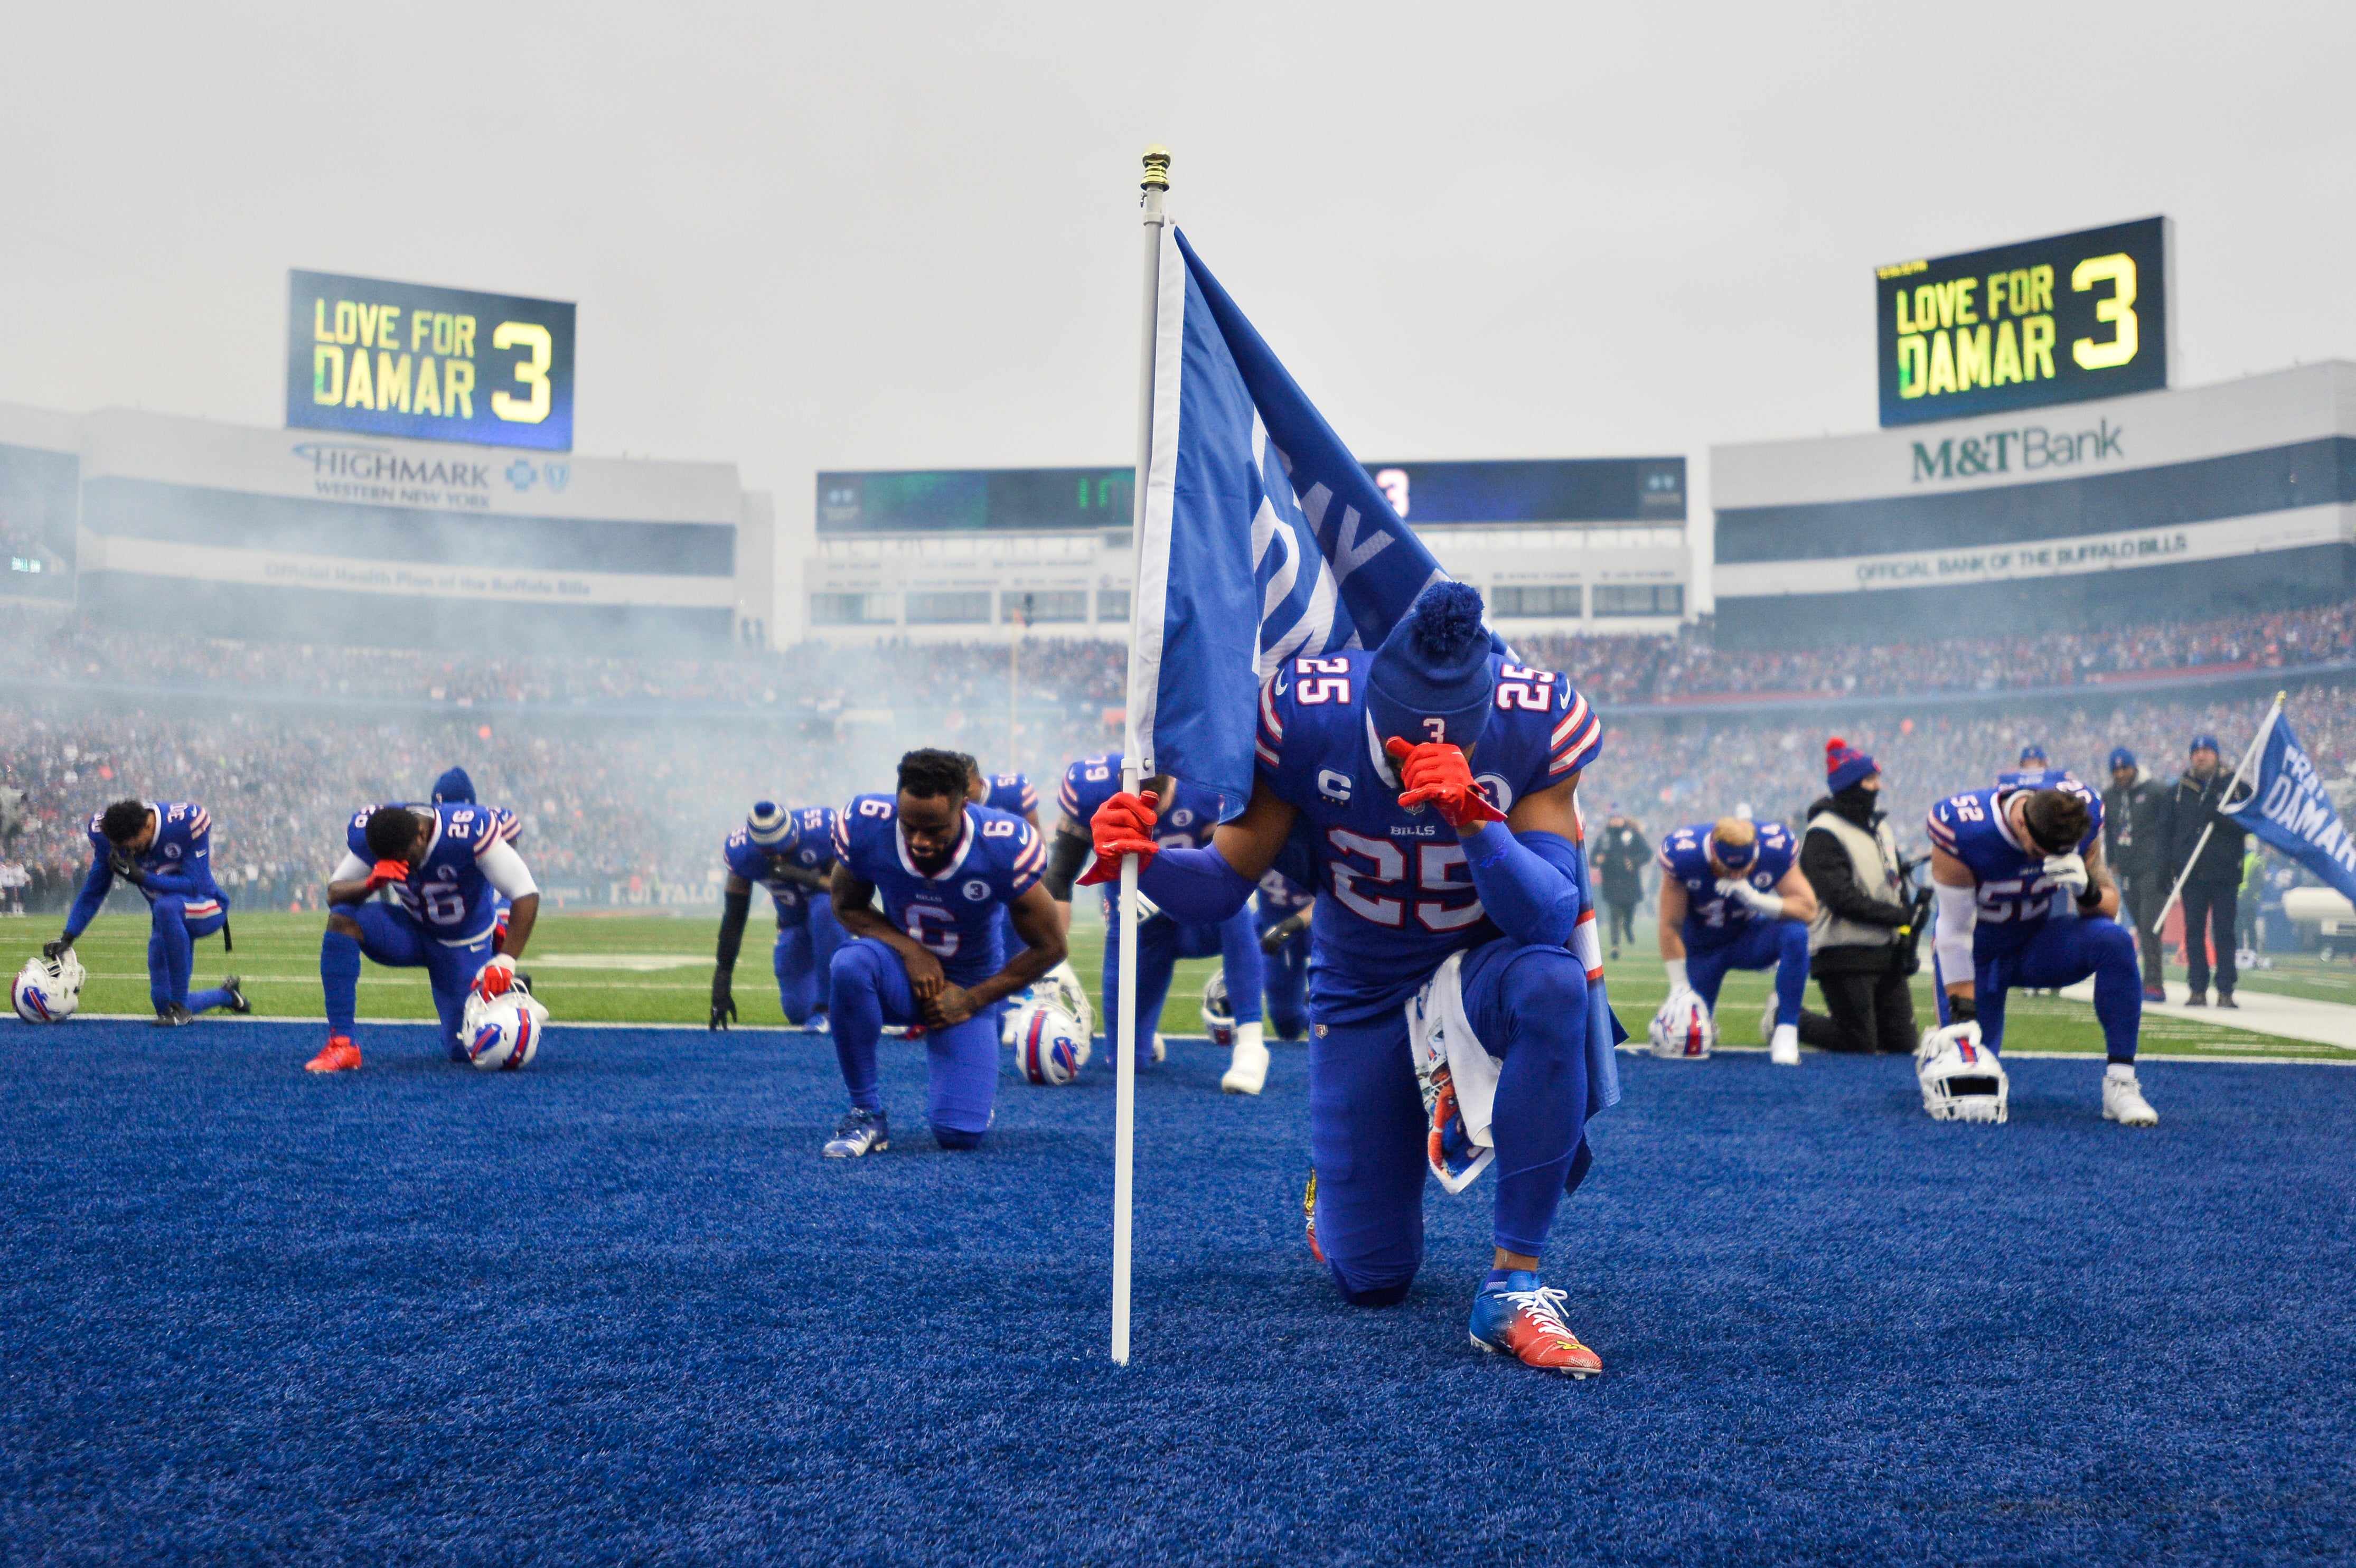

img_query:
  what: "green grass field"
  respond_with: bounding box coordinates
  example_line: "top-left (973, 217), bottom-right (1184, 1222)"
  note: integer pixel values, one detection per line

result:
top-left (27, 909), bottom-right (2349, 1061)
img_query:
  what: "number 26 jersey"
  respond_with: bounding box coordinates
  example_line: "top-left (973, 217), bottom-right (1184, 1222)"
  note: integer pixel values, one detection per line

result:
top-left (1254, 649), bottom-right (1602, 1022)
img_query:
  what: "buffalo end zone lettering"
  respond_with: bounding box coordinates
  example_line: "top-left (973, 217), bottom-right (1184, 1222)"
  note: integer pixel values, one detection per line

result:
top-left (287, 270), bottom-right (575, 452)
top-left (1875, 219), bottom-right (2169, 428)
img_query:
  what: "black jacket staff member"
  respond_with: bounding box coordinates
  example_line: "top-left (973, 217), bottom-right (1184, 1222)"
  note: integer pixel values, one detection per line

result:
top-left (1793, 738), bottom-right (1920, 1055)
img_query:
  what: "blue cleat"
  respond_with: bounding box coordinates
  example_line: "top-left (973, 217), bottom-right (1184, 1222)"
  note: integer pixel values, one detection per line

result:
top-left (823, 1106), bottom-right (889, 1159)
top-left (1469, 1271), bottom-right (1602, 1378)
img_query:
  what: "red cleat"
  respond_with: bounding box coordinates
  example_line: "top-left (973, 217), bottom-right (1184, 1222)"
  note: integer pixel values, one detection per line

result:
top-left (1469, 1272), bottom-right (1603, 1378)
top-left (1303, 1170), bottom-right (1325, 1263)
top-left (305, 1036), bottom-right (362, 1073)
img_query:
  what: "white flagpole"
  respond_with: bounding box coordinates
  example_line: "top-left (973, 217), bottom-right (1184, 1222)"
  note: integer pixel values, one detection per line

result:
top-left (2151, 690), bottom-right (2284, 936)
top-left (1112, 144), bottom-right (1171, 1366)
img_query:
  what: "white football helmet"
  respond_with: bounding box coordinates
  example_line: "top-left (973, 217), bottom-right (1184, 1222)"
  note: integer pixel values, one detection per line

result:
top-left (462, 988), bottom-right (549, 1071)
top-left (1012, 1000), bottom-right (1087, 1086)
top-left (1647, 990), bottom-right (1713, 1059)
top-left (1039, 960), bottom-right (1093, 1044)
top-left (1201, 972), bottom-right (1235, 1048)
top-left (1917, 1021), bottom-right (2007, 1123)
top-left (14, 950), bottom-right (86, 1023)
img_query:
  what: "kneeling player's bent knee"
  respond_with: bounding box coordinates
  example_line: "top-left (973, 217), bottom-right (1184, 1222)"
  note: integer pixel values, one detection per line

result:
top-left (2091, 919), bottom-right (2137, 966)
top-left (1497, 947), bottom-right (1589, 1039)
top-left (829, 937), bottom-right (889, 994)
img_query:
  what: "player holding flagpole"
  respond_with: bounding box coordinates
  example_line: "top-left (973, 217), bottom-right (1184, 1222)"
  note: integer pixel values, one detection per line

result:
top-left (1086, 582), bottom-right (1618, 1377)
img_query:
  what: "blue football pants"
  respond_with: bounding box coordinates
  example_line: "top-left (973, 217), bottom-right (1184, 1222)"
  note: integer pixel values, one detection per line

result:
top-left (324, 903), bottom-right (494, 1060)
top-left (774, 897), bottom-right (849, 1025)
top-left (1936, 915), bottom-right (2142, 1063)
top-left (1260, 918), bottom-right (1310, 1041)
top-left (145, 894), bottom-right (232, 1013)
top-left (1101, 900), bottom-right (1264, 1058)
top-left (1310, 936), bottom-right (1594, 1307)
top-left (828, 937), bottom-right (1000, 1147)
top-left (1684, 918), bottom-right (1811, 1027)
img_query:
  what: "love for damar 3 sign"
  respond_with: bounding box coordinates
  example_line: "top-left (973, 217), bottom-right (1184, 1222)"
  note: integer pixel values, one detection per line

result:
top-left (1873, 218), bottom-right (2171, 429)
top-left (286, 269), bottom-right (575, 452)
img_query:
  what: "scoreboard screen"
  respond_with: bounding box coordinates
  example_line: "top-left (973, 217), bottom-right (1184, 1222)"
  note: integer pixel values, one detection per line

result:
top-left (1360, 457), bottom-right (1684, 524)
top-left (817, 468), bottom-right (1135, 533)
top-left (287, 270), bottom-right (575, 451)
top-left (1875, 218), bottom-right (2171, 427)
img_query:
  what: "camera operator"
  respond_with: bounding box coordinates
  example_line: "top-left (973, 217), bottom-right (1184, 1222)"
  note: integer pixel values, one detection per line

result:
top-left (1594, 806), bottom-right (1651, 962)
top-left (1793, 739), bottom-right (1923, 1054)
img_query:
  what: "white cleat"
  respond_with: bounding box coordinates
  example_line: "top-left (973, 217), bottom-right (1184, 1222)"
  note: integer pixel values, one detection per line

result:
top-left (1221, 1021), bottom-right (1269, 1094)
top-left (2102, 1063), bottom-right (2158, 1126)
top-left (1769, 1022), bottom-right (1801, 1067)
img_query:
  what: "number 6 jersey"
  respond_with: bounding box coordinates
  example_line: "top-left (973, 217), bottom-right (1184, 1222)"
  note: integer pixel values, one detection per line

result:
top-left (832, 797), bottom-right (1046, 987)
top-left (1255, 649), bottom-right (1602, 1022)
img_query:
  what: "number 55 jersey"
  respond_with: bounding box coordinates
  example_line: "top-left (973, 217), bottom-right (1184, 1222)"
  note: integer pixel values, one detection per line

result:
top-left (1255, 650), bottom-right (1602, 1022)
top-left (1926, 779), bottom-right (2104, 958)
top-left (832, 797), bottom-right (1046, 987)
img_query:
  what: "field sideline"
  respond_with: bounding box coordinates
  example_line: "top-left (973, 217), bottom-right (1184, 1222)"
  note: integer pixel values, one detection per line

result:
top-left (22, 908), bottom-right (2353, 1064)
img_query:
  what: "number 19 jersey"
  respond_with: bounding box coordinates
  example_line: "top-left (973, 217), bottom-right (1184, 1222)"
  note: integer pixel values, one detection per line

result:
top-left (832, 797), bottom-right (1046, 987)
top-left (1254, 650), bottom-right (1602, 1022)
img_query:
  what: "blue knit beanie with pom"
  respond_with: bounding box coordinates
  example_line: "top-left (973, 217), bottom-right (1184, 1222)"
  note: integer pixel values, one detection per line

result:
top-left (1366, 581), bottom-right (1495, 750)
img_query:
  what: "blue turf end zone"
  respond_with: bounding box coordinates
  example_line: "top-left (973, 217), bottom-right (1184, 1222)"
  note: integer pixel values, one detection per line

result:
top-left (4, 1020), bottom-right (2352, 1565)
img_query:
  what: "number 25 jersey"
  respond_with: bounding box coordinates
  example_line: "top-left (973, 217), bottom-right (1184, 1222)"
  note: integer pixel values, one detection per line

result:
top-left (1255, 649), bottom-right (1602, 1022)
top-left (1926, 781), bottom-right (2102, 957)
top-left (832, 797), bottom-right (1045, 987)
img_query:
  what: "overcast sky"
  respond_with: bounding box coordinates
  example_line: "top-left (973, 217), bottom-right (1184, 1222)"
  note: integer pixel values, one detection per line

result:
top-left (5, 1), bottom-right (2351, 597)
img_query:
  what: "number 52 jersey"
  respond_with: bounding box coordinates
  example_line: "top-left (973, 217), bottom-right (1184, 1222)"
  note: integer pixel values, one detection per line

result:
top-left (1255, 650), bottom-right (1602, 1022)
top-left (1926, 780), bottom-right (2103, 957)
top-left (832, 797), bottom-right (1045, 987)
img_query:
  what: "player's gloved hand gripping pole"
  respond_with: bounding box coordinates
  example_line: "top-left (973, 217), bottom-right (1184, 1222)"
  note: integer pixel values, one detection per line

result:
top-left (1387, 738), bottom-right (1585, 950)
top-left (1082, 791), bottom-right (1257, 924)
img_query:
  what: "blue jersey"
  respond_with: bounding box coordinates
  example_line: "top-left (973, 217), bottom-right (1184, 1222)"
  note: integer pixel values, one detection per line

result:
top-left (831, 797), bottom-right (1046, 987)
top-left (1256, 868), bottom-right (1315, 922)
top-left (723, 806), bottom-right (838, 917)
top-left (1996, 767), bottom-right (2073, 790)
top-left (345, 801), bottom-right (521, 944)
top-left (1926, 781), bottom-right (2104, 956)
top-left (1255, 651), bottom-right (1602, 1021)
top-left (983, 773), bottom-right (1037, 819)
top-left (1658, 820), bottom-right (1797, 941)
top-left (1060, 753), bottom-right (1231, 914)
top-left (69, 801), bottom-right (224, 934)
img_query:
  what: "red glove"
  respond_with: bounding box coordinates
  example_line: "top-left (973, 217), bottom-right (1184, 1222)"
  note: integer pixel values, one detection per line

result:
top-left (1076, 790), bottom-right (1160, 887)
top-left (1387, 737), bottom-right (1508, 832)
top-left (364, 858), bottom-right (411, 894)
top-left (473, 953), bottom-right (517, 1000)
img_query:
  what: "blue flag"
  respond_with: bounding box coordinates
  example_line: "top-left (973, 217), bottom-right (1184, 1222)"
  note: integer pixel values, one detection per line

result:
top-left (1128, 227), bottom-right (1454, 815)
top-left (2221, 707), bottom-right (2356, 903)
top-left (1124, 224), bottom-right (1626, 1088)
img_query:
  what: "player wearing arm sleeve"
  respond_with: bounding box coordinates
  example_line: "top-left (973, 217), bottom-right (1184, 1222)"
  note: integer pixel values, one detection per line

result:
top-left (54, 799), bottom-right (247, 1026)
top-left (711, 803), bottom-right (844, 1031)
top-left (307, 800), bottom-right (539, 1073)
top-left (1083, 583), bottom-right (1620, 1378)
top-left (1926, 780), bottom-right (2155, 1125)
top-left (1654, 815), bottom-right (1818, 1066)
top-left (819, 749), bottom-right (1067, 1158)
top-left (1055, 750), bottom-right (1273, 1091)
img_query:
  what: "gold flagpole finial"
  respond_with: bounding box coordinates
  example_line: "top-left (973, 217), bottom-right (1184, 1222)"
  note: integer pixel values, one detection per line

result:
top-left (1141, 145), bottom-right (1172, 191)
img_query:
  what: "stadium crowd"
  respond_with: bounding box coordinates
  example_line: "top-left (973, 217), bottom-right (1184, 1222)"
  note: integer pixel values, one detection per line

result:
top-left (3, 600), bottom-right (2352, 715)
top-left (7, 659), bottom-right (2349, 916)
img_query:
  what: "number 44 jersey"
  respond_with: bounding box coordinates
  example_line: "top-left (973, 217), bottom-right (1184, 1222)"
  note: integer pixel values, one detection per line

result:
top-left (1255, 649), bottom-right (1602, 1022)
top-left (832, 797), bottom-right (1046, 987)
top-left (1926, 780), bottom-right (2104, 957)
